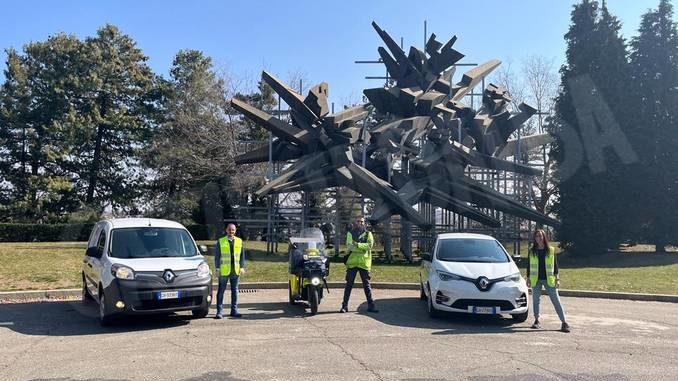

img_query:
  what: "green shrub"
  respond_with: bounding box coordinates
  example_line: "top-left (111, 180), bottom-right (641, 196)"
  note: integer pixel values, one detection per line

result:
top-left (0, 223), bottom-right (95, 242)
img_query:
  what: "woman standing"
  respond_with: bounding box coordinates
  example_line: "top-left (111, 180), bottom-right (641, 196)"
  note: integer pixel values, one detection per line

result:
top-left (527, 229), bottom-right (570, 333)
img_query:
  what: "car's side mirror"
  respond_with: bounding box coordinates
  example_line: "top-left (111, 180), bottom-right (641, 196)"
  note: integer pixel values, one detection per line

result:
top-left (512, 255), bottom-right (522, 264)
top-left (86, 246), bottom-right (101, 258)
top-left (420, 252), bottom-right (432, 262)
top-left (199, 245), bottom-right (208, 254)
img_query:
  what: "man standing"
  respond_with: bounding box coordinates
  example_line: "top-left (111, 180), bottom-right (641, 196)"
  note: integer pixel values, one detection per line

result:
top-left (340, 216), bottom-right (378, 313)
top-left (214, 223), bottom-right (245, 319)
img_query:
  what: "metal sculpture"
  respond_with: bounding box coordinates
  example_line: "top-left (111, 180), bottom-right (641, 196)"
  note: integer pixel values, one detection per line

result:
top-left (231, 22), bottom-right (558, 229)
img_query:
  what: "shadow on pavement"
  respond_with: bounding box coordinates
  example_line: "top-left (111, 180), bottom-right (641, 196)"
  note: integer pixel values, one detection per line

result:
top-left (0, 300), bottom-right (193, 336)
top-left (356, 297), bottom-right (536, 334)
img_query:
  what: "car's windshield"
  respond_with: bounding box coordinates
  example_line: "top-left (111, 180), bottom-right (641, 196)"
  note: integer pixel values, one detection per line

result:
top-left (110, 227), bottom-right (198, 258)
top-left (436, 238), bottom-right (509, 263)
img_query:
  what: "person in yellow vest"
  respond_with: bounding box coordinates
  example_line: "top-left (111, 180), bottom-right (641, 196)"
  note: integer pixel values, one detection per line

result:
top-left (340, 216), bottom-right (378, 313)
top-left (214, 223), bottom-right (245, 319)
top-left (527, 229), bottom-right (570, 332)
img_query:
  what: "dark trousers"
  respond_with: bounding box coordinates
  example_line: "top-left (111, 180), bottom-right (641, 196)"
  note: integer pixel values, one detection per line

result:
top-left (216, 274), bottom-right (239, 314)
top-left (341, 267), bottom-right (374, 308)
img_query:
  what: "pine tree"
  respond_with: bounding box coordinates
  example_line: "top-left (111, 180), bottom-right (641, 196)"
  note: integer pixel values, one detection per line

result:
top-left (629, 0), bottom-right (678, 251)
top-left (551, 0), bottom-right (635, 254)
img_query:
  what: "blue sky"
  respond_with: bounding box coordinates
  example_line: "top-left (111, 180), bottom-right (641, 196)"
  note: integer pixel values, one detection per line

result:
top-left (0, 0), bottom-right (666, 108)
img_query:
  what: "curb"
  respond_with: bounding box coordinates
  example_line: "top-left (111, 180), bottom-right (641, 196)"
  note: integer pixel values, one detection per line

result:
top-left (1, 283), bottom-right (676, 303)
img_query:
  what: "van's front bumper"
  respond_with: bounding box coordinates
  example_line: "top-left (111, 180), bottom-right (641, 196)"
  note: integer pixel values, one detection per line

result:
top-left (103, 272), bottom-right (212, 315)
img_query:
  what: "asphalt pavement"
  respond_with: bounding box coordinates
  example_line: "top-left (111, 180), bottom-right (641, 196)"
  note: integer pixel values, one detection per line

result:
top-left (1, 289), bottom-right (676, 381)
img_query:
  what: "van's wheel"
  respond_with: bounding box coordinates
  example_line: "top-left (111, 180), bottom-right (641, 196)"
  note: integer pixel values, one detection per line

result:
top-left (512, 310), bottom-right (529, 323)
top-left (192, 306), bottom-right (209, 319)
top-left (419, 282), bottom-right (427, 300)
top-left (308, 285), bottom-right (319, 315)
top-left (81, 275), bottom-right (94, 305)
top-left (98, 290), bottom-right (115, 326)
top-left (427, 287), bottom-right (442, 318)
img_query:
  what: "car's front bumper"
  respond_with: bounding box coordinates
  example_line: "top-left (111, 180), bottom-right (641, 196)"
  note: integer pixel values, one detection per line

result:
top-left (429, 277), bottom-right (528, 315)
top-left (102, 272), bottom-right (212, 315)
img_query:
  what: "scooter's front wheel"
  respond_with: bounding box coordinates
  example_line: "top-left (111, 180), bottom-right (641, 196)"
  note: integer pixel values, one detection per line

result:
top-left (308, 285), bottom-right (319, 315)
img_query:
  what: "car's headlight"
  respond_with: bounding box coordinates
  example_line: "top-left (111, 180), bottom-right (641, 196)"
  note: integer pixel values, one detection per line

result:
top-left (111, 264), bottom-right (135, 280)
top-left (197, 262), bottom-right (210, 278)
top-left (437, 271), bottom-right (461, 281)
top-left (503, 272), bottom-right (522, 283)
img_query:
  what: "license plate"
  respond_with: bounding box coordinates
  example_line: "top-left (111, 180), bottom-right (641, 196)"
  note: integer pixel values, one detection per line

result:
top-left (158, 291), bottom-right (180, 300)
top-left (470, 306), bottom-right (497, 314)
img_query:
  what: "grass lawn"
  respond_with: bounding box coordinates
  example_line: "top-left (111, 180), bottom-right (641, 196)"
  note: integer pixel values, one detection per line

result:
top-left (0, 241), bottom-right (676, 294)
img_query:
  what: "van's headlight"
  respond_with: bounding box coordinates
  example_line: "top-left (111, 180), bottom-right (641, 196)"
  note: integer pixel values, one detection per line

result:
top-left (503, 272), bottom-right (522, 283)
top-left (197, 262), bottom-right (210, 278)
top-left (111, 264), bottom-right (135, 280)
top-left (437, 271), bottom-right (461, 281)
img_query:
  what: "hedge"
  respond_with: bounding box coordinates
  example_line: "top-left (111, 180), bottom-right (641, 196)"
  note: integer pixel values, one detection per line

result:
top-left (0, 223), bottom-right (222, 242)
top-left (0, 223), bottom-right (95, 242)
top-left (0, 222), bottom-right (222, 242)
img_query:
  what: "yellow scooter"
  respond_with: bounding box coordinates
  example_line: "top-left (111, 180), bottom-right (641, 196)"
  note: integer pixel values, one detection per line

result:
top-left (288, 228), bottom-right (329, 315)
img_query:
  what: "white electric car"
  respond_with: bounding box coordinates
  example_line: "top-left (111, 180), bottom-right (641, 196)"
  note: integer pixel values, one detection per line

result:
top-left (81, 218), bottom-right (213, 325)
top-left (420, 233), bottom-right (529, 322)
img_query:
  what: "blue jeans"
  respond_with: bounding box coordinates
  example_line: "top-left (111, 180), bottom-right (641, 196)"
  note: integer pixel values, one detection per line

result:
top-left (532, 279), bottom-right (566, 323)
top-left (341, 267), bottom-right (374, 308)
top-left (216, 274), bottom-right (239, 315)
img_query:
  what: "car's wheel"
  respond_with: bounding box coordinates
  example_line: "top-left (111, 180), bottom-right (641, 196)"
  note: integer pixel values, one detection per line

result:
top-left (419, 281), bottom-right (427, 300)
top-left (81, 275), bottom-right (94, 305)
top-left (192, 306), bottom-right (209, 319)
top-left (98, 290), bottom-right (115, 326)
top-left (308, 285), bottom-right (319, 315)
top-left (427, 287), bottom-right (442, 318)
top-left (512, 310), bottom-right (529, 323)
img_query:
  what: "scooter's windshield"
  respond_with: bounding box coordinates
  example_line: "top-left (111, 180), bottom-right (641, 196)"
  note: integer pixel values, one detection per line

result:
top-left (290, 228), bottom-right (326, 256)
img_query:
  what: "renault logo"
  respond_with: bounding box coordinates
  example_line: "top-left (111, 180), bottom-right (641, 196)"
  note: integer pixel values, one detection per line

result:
top-left (477, 277), bottom-right (490, 290)
top-left (163, 270), bottom-right (175, 283)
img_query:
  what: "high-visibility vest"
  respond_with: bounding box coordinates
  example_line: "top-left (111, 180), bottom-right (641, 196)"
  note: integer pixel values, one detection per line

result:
top-left (219, 236), bottom-right (242, 276)
top-left (346, 230), bottom-right (374, 271)
top-left (529, 246), bottom-right (556, 287)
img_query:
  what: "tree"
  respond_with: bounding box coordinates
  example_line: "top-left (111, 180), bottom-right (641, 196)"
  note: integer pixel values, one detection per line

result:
top-left (551, 0), bottom-right (636, 254)
top-left (147, 49), bottom-right (238, 224)
top-left (629, 0), bottom-right (678, 251)
top-left (0, 25), bottom-right (162, 222)
top-left (0, 36), bottom-right (88, 222)
top-left (492, 56), bottom-right (559, 217)
top-left (72, 25), bottom-right (163, 211)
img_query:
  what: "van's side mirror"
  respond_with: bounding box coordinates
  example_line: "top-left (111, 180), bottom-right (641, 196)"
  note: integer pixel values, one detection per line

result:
top-left (199, 245), bottom-right (208, 254)
top-left (512, 255), bottom-right (522, 264)
top-left (86, 246), bottom-right (100, 258)
top-left (420, 252), bottom-right (432, 262)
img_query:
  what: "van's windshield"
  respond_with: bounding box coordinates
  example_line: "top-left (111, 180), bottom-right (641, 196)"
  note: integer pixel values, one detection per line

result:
top-left (436, 238), bottom-right (509, 263)
top-left (110, 227), bottom-right (198, 258)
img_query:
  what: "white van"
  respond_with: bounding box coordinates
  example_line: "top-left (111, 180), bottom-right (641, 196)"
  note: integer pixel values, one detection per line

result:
top-left (81, 218), bottom-right (212, 325)
top-left (420, 233), bottom-right (529, 322)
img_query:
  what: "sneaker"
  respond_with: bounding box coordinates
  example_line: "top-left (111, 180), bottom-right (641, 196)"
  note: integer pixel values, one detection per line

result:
top-left (339, 307), bottom-right (348, 313)
top-left (230, 312), bottom-right (242, 318)
top-left (530, 320), bottom-right (541, 329)
top-left (560, 322), bottom-right (570, 333)
top-left (214, 313), bottom-right (223, 320)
